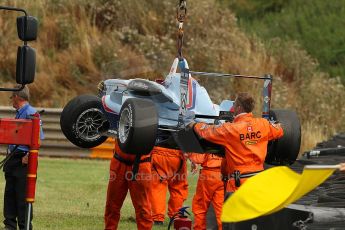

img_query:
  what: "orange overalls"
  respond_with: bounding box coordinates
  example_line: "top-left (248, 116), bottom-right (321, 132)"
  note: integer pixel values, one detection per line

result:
top-left (187, 153), bottom-right (224, 230)
top-left (194, 113), bottom-right (283, 192)
top-left (149, 146), bottom-right (188, 222)
top-left (104, 140), bottom-right (153, 230)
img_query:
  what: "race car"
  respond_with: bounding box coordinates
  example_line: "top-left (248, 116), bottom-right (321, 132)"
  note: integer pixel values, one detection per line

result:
top-left (60, 58), bottom-right (301, 165)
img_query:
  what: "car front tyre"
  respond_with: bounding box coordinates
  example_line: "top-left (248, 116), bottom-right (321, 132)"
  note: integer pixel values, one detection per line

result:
top-left (60, 94), bottom-right (108, 148)
top-left (118, 98), bottom-right (158, 155)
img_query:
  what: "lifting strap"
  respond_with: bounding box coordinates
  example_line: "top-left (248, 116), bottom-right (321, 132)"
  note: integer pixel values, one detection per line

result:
top-left (113, 153), bottom-right (151, 181)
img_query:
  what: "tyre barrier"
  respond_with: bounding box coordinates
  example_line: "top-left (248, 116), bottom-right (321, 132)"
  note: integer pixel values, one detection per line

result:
top-left (313, 202), bottom-right (345, 208)
top-left (316, 133), bottom-right (345, 148)
top-left (0, 106), bottom-right (114, 159)
top-left (278, 146), bottom-right (345, 229)
top-left (228, 149), bottom-right (345, 230)
top-left (307, 222), bottom-right (345, 230)
top-left (293, 161), bottom-right (345, 208)
top-left (303, 133), bottom-right (345, 161)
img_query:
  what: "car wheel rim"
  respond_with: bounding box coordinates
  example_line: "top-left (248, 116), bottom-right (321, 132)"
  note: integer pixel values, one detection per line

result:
top-left (76, 108), bottom-right (106, 141)
top-left (119, 107), bottom-right (131, 143)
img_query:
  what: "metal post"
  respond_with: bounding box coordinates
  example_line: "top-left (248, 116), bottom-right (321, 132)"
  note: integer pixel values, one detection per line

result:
top-left (25, 113), bottom-right (40, 230)
top-left (25, 203), bottom-right (32, 230)
top-left (262, 74), bottom-right (273, 120)
top-left (178, 59), bottom-right (189, 128)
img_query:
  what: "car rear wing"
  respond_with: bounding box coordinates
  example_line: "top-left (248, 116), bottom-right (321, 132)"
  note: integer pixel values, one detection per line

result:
top-left (188, 70), bottom-right (273, 120)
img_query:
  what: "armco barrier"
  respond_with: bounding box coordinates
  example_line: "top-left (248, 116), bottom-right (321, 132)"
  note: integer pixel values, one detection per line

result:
top-left (0, 106), bottom-right (114, 159)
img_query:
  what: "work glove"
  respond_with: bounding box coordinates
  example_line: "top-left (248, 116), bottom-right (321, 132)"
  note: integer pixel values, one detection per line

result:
top-left (183, 110), bottom-right (195, 127)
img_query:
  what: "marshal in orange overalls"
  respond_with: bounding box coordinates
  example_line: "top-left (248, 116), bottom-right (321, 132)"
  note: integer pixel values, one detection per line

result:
top-left (193, 113), bottom-right (283, 192)
top-left (149, 146), bottom-right (188, 223)
top-left (104, 140), bottom-right (152, 230)
top-left (187, 153), bottom-right (224, 230)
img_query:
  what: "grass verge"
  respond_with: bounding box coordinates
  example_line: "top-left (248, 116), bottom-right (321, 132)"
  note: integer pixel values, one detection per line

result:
top-left (0, 157), bottom-right (198, 230)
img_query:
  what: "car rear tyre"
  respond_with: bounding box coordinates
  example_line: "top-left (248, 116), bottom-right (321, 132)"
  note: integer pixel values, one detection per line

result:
top-left (266, 109), bottom-right (301, 165)
top-left (118, 98), bottom-right (158, 155)
top-left (60, 94), bottom-right (108, 148)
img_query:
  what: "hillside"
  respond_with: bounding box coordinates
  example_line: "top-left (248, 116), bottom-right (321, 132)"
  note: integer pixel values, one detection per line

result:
top-left (0, 0), bottom-right (344, 152)
top-left (222, 0), bottom-right (345, 83)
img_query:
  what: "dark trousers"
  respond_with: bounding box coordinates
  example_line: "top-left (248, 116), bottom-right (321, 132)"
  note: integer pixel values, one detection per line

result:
top-left (222, 192), bottom-right (233, 230)
top-left (3, 165), bottom-right (32, 230)
top-left (206, 204), bottom-right (218, 230)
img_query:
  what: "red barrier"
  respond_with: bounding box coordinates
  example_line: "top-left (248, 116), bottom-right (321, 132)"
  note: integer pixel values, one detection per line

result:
top-left (26, 150), bottom-right (38, 202)
top-left (26, 113), bottom-right (40, 203)
top-left (0, 113), bottom-right (40, 203)
top-left (0, 118), bottom-right (33, 145)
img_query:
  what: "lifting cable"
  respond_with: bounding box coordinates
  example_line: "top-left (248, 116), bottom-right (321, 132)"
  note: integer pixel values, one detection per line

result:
top-left (176, 0), bottom-right (187, 60)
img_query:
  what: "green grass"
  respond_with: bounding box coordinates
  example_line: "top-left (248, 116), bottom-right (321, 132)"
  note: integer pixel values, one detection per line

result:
top-left (221, 0), bottom-right (345, 83)
top-left (0, 157), bottom-right (198, 230)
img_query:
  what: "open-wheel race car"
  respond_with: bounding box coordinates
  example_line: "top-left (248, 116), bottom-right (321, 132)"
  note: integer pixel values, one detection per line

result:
top-left (60, 57), bottom-right (301, 166)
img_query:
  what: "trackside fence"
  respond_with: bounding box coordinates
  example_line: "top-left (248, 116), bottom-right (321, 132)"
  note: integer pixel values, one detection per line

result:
top-left (0, 106), bottom-right (114, 159)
